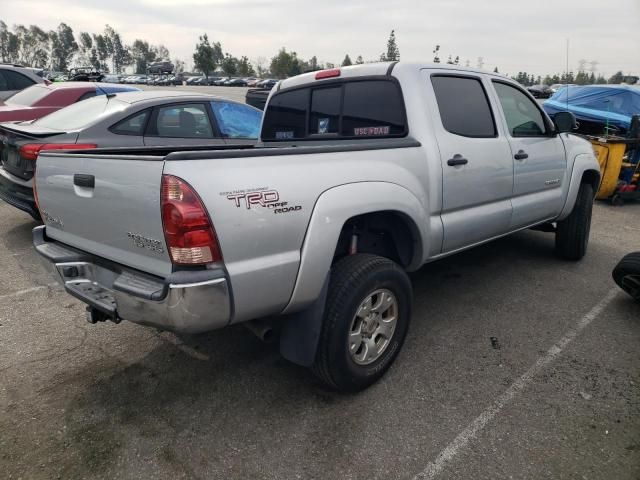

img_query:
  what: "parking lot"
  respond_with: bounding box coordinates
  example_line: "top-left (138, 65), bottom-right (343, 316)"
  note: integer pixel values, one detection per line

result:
top-left (1, 181), bottom-right (639, 479)
top-left (139, 84), bottom-right (251, 104)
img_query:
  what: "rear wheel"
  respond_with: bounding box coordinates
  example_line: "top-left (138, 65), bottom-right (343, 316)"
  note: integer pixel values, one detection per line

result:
top-left (612, 252), bottom-right (640, 301)
top-left (312, 254), bottom-right (412, 392)
top-left (555, 182), bottom-right (594, 261)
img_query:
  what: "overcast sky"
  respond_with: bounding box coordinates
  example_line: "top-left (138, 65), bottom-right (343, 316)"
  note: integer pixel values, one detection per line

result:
top-left (2, 0), bottom-right (639, 76)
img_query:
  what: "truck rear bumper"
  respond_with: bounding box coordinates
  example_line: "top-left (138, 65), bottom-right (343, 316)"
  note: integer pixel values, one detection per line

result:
top-left (33, 225), bottom-right (232, 334)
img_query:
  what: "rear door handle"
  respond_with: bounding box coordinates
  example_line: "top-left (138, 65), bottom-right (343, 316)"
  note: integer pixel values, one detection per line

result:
top-left (514, 150), bottom-right (529, 160)
top-left (447, 154), bottom-right (468, 166)
top-left (73, 174), bottom-right (95, 188)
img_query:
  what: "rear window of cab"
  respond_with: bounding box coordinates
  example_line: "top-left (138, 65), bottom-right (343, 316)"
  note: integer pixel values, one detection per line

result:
top-left (261, 78), bottom-right (407, 141)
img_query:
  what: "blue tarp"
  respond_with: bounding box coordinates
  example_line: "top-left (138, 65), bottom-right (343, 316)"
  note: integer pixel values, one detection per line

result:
top-left (543, 85), bottom-right (640, 132)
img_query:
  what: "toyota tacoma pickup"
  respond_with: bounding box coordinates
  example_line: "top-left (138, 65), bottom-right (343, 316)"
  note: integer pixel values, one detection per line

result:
top-left (33, 63), bottom-right (600, 391)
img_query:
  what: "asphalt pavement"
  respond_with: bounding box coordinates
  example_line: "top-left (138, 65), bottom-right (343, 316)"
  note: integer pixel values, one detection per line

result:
top-left (0, 173), bottom-right (638, 478)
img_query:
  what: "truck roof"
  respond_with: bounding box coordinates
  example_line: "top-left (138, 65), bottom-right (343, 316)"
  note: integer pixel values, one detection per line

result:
top-left (277, 62), bottom-right (511, 91)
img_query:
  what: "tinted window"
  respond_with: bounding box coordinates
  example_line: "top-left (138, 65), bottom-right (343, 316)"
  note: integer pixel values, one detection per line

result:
top-left (0, 71), bottom-right (8, 90)
top-left (211, 101), bottom-right (261, 138)
top-left (154, 104), bottom-right (213, 138)
top-left (111, 110), bottom-right (149, 136)
top-left (5, 70), bottom-right (35, 90)
top-left (341, 81), bottom-right (405, 137)
top-left (431, 76), bottom-right (496, 137)
top-left (5, 85), bottom-right (50, 106)
top-left (309, 87), bottom-right (341, 135)
top-left (34, 96), bottom-right (129, 130)
top-left (262, 88), bottom-right (308, 140)
top-left (493, 82), bottom-right (548, 137)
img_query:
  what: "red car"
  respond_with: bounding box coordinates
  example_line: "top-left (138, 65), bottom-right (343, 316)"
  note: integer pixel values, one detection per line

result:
top-left (0, 82), bottom-right (140, 122)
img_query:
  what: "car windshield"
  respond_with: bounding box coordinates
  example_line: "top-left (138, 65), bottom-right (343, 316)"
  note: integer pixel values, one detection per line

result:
top-left (34, 95), bottom-right (129, 131)
top-left (5, 85), bottom-right (51, 106)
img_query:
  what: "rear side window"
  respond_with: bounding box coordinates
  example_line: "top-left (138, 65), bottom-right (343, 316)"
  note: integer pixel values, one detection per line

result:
top-left (211, 101), bottom-right (262, 138)
top-left (111, 110), bottom-right (149, 136)
top-left (262, 78), bottom-right (407, 141)
top-left (431, 75), bottom-right (496, 138)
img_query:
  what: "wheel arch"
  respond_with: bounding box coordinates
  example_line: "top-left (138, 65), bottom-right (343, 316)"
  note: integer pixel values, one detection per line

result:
top-left (557, 153), bottom-right (601, 221)
top-left (281, 182), bottom-right (428, 315)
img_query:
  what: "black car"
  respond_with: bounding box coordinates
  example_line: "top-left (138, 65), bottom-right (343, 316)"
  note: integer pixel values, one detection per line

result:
top-left (527, 84), bottom-right (553, 99)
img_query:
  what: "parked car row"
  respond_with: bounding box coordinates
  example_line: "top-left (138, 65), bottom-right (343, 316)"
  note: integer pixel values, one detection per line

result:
top-left (0, 88), bottom-right (262, 220)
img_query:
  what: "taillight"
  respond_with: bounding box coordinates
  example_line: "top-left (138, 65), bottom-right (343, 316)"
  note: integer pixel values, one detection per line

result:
top-left (19, 143), bottom-right (98, 161)
top-left (33, 171), bottom-right (40, 213)
top-left (315, 68), bottom-right (341, 80)
top-left (161, 175), bottom-right (222, 265)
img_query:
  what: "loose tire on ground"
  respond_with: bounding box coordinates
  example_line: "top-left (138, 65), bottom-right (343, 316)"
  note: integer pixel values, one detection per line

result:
top-left (312, 254), bottom-right (412, 392)
top-left (612, 252), bottom-right (640, 301)
top-left (555, 182), bottom-right (594, 261)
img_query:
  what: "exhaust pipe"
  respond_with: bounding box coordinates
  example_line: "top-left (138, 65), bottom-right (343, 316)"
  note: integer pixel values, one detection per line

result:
top-left (244, 318), bottom-right (276, 343)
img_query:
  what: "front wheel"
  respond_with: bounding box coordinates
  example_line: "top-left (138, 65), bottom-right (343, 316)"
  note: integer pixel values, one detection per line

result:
top-left (555, 182), bottom-right (594, 261)
top-left (312, 254), bottom-right (412, 392)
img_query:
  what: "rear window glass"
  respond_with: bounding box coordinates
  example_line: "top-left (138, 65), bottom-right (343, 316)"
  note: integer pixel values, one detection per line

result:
top-left (262, 79), bottom-right (407, 141)
top-left (5, 70), bottom-right (36, 90)
top-left (5, 85), bottom-right (50, 106)
top-left (34, 96), bottom-right (129, 130)
top-left (431, 76), bottom-right (496, 138)
top-left (309, 87), bottom-right (341, 135)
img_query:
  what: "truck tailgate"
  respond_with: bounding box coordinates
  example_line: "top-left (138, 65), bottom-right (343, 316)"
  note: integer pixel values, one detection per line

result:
top-left (35, 152), bottom-right (172, 277)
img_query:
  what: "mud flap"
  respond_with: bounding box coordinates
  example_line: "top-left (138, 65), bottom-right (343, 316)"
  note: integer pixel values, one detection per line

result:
top-left (279, 275), bottom-right (329, 367)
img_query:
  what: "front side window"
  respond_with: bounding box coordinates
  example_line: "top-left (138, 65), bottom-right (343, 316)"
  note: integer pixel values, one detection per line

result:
top-left (153, 104), bottom-right (213, 138)
top-left (111, 110), bottom-right (149, 136)
top-left (431, 75), bottom-right (496, 138)
top-left (493, 82), bottom-right (548, 137)
top-left (211, 101), bottom-right (261, 138)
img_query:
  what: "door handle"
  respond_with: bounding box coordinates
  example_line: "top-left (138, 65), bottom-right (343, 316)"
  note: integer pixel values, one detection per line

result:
top-left (73, 174), bottom-right (95, 188)
top-left (447, 154), bottom-right (468, 166)
top-left (514, 150), bottom-right (529, 160)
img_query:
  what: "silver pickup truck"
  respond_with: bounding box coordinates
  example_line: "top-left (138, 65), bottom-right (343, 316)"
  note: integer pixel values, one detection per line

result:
top-left (33, 62), bottom-right (600, 391)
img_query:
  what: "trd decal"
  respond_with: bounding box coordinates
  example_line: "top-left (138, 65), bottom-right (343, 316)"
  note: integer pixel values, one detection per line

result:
top-left (221, 188), bottom-right (302, 215)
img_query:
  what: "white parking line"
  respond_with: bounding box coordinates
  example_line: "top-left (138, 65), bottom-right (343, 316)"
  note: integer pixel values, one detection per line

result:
top-left (413, 288), bottom-right (619, 480)
top-left (0, 283), bottom-right (59, 300)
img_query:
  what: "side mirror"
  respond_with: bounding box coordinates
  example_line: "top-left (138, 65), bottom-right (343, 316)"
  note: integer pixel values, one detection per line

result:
top-left (554, 111), bottom-right (577, 133)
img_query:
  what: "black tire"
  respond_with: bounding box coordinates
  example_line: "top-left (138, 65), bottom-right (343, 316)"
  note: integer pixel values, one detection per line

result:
top-left (611, 194), bottom-right (624, 207)
top-left (312, 254), bottom-right (412, 392)
top-left (555, 182), bottom-right (594, 261)
top-left (612, 252), bottom-right (640, 301)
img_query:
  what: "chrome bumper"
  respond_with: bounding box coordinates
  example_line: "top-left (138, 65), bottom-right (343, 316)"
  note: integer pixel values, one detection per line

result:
top-left (33, 226), bottom-right (232, 333)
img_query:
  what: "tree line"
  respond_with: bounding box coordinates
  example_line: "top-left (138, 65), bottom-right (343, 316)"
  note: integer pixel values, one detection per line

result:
top-left (0, 22), bottom-right (634, 84)
top-left (0, 20), bottom-right (170, 73)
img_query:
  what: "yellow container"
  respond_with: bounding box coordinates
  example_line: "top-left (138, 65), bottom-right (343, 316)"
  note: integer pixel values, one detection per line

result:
top-left (590, 140), bottom-right (627, 199)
